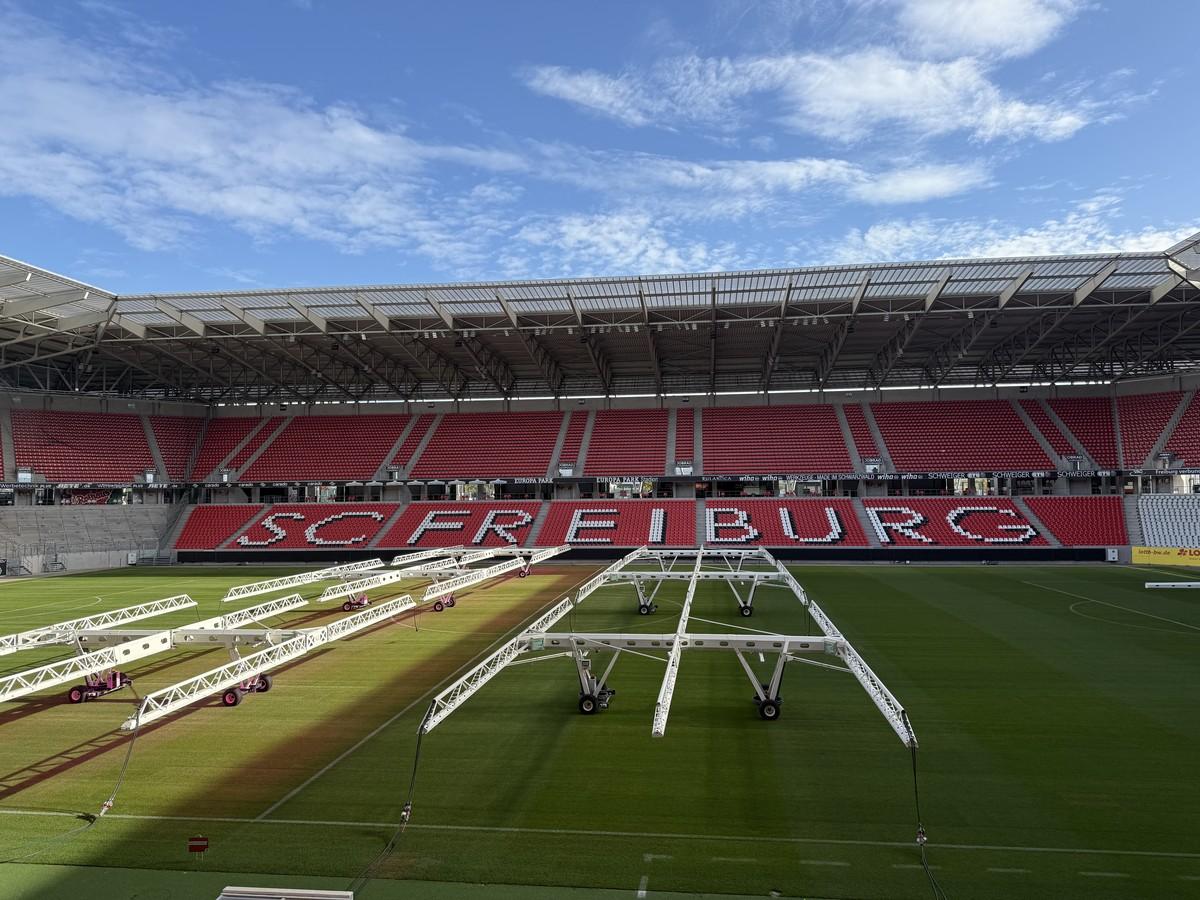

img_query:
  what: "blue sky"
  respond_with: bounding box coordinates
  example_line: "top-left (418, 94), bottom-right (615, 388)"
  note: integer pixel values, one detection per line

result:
top-left (0, 0), bottom-right (1194, 293)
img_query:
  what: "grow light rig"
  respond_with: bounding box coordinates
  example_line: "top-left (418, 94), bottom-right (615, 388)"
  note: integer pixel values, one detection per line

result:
top-left (422, 547), bottom-right (916, 747)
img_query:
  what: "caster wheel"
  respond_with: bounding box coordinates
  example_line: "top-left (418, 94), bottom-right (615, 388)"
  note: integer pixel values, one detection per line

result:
top-left (518, 570), bottom-right (529, 578)
top-left (222, 688), bottom-right (243, 708)
top-left (446, 596), bottom-right (456, 608)
top-left (256, 674), bottom-right (273, 693)
top-left (758, 699), bottom-right (781, 721)
top-left (739, 605), bottom-right (754, 618)
top-left (638, 604), bottom-right (651, 616)
top-left (578, 694), bottom-right (598, 715)
top-left (342, 601), bottom-right (353, 612)
top-left (67, 686), bottom-right (84, 704)
top-left (433, 600), bottom-right (445, 613)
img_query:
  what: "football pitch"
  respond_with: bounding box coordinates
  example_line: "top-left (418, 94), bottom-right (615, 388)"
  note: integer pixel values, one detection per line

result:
top-left (1, 561), bottom-right (1198, 899)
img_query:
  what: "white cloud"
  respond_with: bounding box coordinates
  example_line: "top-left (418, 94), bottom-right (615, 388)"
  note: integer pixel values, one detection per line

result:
top-left (813, 193), bottom-right (1197, 264)
top-left (894, 0), bottom-right (1085, 59)
top-left (508, 212), bottom-right (748, 277)
top-left (847, 162), bottom-right (992, 204)
top-left (523, 49), bottom-right (1093, 143)
top-left (0, 8), bottom-right (524, 258)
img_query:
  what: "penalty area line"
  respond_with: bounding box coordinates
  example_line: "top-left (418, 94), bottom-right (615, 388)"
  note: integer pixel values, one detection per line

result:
top-left (1020, 580), bottom-right (1200, 632)
top-left (3, 808), bottom-right (1200, 861)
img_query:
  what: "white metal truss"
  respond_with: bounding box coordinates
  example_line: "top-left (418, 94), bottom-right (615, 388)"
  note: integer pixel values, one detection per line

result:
top-left (1145, 581), bottom-right (1200, 589)
top-left (422, 548), bottom-right (647, 733)
top-left (0, 595), bottom-right (313, 703)
top-left (422, 547), bottom-right (915, 747)
top-left (0, 631), bottom-right (174, 702)
top-left (122, 594), bottom-right (419, 730)
top-left (222, 560), bottom-right (385, 602)
top-left (421, 546), bottom-right (569, 603)
top-left (389, 547), bottom-right (463, 567)
top-left (651, 554), bottom-right (703, 736)
top-left (0, 595), bottom-right (197, 656)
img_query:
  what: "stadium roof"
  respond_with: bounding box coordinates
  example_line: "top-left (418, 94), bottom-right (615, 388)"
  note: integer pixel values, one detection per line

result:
top-left (1, 234), bottom-right (1198, 404)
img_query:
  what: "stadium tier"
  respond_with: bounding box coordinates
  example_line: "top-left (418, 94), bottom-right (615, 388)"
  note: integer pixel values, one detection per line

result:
top-left (175, 496), bottom-right (1134, 550)
top-left (1018, 399), bottom-right (1076, 458)
top-left (1165, 393), bottom-right (1200, 466)
top-left (174, 503), bottom-right (264, 550)
top-left (843, 404), bottom-right (880, 459)
top-left (860, 497), bottom-right (1048, 546)
top-left (149, 415), bottom-right (204, 482)
top-left (11, 391), bottom-right (1200, 484)
top-left (189, 416), bottom-right (261, 481)
top-left (379, 501), bottom-right (544, 547)
top-left (1138, 494), bottom-right (1200, 548)
top-left (702, 405), bottom-right (852, 474)
top-left (869, 400), bottom-right (1052, 472)
top-left (1047, 398), bottom-right (1119, 469)
top-left (1023, 496), bottom-right (1128, 546)
top-left (411, 411), bottom-right (563, 478)
top-left (585, 409), bottom-right (668, 476)
top-left (12, 410), bottom-right (153, 482)
top-left (1117, 392), bottom-right (1182, 469)
top-left (230, 503), bottom-right (401, 549)
top-left (703, 499), bottom-right (868, 546)
top-left (535, 500), bottom-right (696, 546)
top-left (242, 414), bottom-right (410, 481)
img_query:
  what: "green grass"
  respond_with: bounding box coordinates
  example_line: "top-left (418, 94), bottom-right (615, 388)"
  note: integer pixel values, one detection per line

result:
top-left (1, 562), bottom-right (1199, 899)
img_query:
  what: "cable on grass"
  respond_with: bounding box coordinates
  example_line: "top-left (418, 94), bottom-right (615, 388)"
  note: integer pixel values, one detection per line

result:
top-left (903, 711), bottom-right (948, 900)
top-left (0, 683), bottom-right (146, 865)
top-left (347, 700), bottom-right (434, 895)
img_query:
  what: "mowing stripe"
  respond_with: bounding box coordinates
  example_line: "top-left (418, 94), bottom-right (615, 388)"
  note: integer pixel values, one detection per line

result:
top-left (799, 860), bottom-right (849, 867)
top-left (1079, 871), bottom-right (1129, 878)
top-left (636, 874), bottom-right (648, 898)
top-left (257, 567), bottom-right (602, 820)
top-left (1020, 581), bottom-right (1200, 632)
top-left (986, 868), bottom-right (1030, 874)
top-left (2, 808), bottom-right (1199, 861)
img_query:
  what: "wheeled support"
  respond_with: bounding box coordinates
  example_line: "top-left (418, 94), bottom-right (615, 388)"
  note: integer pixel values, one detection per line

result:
top-left (432, 595), bottom-right (457, 613)
top-left (66, 669), bottom-right (131, 704)
top-left (573, 645), bottom-right (619, 714)
top-left (727, 579), bottom-right (759, 617)
top-left (220, 673), bottom-right (272, 708)
top-left (734, 649), bottom-right (786, 721)
top-left (634, 580), bottom-right (662, 616)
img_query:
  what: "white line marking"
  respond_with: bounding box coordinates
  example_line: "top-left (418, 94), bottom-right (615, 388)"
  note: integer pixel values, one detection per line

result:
top-left (800, 859), bottom-right (849, 867)
top-left (1079, 871), bottom-right (1129, 878)
top-left (643, 853), bottom-right (671, 862)
top-left (1179, 875), bottom-right (1200, 881)
top-left (987, 867), bottom-right (1030, 873)
top-left (893, 863), bottom-right (938, 869)
top-left (3, 808), bottom-right (1197, 860)
top-left (711, 856), bottom-right (757, 863)
top-left (1021, 580), bottom-right (1200, 632)
top-left (636, 874), bottom-right (648, 898)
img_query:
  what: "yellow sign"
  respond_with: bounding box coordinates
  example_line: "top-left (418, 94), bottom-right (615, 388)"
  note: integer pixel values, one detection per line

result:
top-left (1132, 546), bottom-right (1200, 567)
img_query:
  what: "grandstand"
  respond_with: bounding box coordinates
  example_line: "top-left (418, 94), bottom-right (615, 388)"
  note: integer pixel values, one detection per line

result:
top-left (0, 235), bottom-right (1197, 567)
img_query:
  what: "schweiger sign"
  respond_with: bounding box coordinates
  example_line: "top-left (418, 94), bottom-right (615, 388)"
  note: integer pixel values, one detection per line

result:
top-left (1132, 546), bottom-right (1200, 567)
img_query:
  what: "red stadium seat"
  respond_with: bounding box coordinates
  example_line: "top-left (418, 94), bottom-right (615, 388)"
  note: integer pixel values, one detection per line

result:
top-left (243, 415), bottom-right (410, 481)
top-left (870, 401), bottom-right (1052, 472)
top-left (378, 501), bottom-right (544, 547)
top-left (175, 504), bottom-right (264, 549)
top-left (536, 500), bottom-right (695, 546)
top-left (1047, 398), bottom-right (1118, 469)
top-left (861, 498), bottom-right (1048, 546)
top-left (231, 503), bottom-right (401, 549)
top-left (1023, 496), bottom-right (1127, 546)
top-left (702, 405), bottom-right (851, 474)
top-left (412, 411), bottom-right (563, 479)
top-left (13, 410), bottom-right (153, 482)
top-left (150, 415), bottom-right (204, 482)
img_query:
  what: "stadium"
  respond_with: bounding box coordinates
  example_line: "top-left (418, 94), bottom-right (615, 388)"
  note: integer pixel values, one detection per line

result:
top-left (0, 232), bottom-right (1198, 900)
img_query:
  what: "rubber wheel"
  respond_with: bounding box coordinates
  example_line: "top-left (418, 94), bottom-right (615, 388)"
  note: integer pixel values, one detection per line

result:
top-left (342, 601), bottom-right (353, 612)
top-left (446, 596), bottom-right (456, 607)
top-left (221, 688), bottom-right (243, 707)
top-left (67, 686), bottom-right (84, 704)
top-left (758, 699), bottom-right (781, 721)
top-left (518, 570), bottom-right (528, 578)
top-left (256, 674), bottom-right (273, 693)
top-left (739, 605), bottom-right (754, 618)
top-left (433, 600), bottom-right (445, 613)
top-left (638, 604), bottom-right (651, 615)
top-left (578, 694), bottom-right (598, 715)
